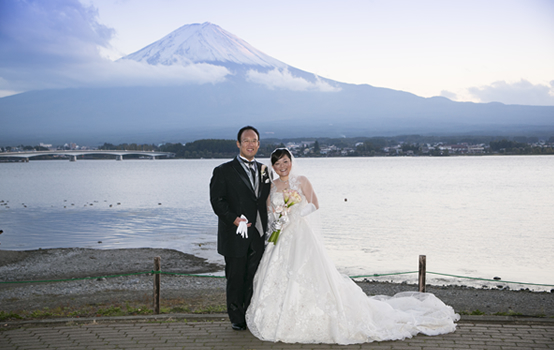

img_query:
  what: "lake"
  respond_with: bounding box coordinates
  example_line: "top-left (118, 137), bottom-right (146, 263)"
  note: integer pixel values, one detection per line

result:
top-left (1, 156), bottom-right (553, 291)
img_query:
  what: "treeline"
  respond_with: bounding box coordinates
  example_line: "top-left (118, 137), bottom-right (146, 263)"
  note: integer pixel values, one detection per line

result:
top-left (98, 136), bottom-right (554, 157)
top-left (489, 140), bottom-right (554, 155)
top-left (159, 140), bottom-right (241, 158)
top-left (1, 145), bottom-right (50, 152)
top-left (97, 137), bottom-right (554, 158)
top-left (99, 140), bottom-right (285, 158)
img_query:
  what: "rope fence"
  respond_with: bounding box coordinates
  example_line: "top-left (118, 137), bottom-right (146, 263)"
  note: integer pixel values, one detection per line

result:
top-left (4, 271), bottom-right (551, 287)
top-left (2, 255), bottom-right (553, 314)
top-left (0, 271), bottom-right (153, 284)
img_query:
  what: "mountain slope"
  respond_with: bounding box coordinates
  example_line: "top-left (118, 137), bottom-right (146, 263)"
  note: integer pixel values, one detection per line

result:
top-left (2, 82), bottom-right (553, 145)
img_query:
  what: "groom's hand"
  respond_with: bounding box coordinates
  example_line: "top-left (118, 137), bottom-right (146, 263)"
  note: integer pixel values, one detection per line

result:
top-left (234, 217), bottom-right (252, 227)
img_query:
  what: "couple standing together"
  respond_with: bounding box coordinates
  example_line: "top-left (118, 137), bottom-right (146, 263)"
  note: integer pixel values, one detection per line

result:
top-left (210, 126), bottom-right (459, 345)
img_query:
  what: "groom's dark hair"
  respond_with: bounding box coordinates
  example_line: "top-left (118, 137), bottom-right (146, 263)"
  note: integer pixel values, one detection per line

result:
top-left (237, 126), bottom-right (260, 143)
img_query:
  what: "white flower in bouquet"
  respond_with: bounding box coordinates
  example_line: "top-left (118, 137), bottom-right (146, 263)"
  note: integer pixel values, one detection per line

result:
top-left (268, 189), bottom-right (302, 245)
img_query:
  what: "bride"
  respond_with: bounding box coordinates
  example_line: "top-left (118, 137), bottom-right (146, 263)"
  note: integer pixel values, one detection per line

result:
top-left (245, 148), bottom-right (459, 345)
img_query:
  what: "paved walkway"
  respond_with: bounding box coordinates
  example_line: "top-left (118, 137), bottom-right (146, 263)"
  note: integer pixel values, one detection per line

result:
top-left (1, 314), bottom-right (553, 349)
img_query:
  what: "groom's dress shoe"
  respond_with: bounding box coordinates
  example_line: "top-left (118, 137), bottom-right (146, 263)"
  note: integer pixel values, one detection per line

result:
top-left (231, 323), bottom-right (246, 331)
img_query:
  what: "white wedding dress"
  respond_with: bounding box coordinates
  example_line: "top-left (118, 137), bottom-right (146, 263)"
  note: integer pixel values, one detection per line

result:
top-left (245, 175), bottom-right (459, 345)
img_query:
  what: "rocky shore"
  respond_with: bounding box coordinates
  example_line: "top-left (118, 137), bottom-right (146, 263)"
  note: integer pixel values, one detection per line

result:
top-left (1, 248), bottom-right (553, 317)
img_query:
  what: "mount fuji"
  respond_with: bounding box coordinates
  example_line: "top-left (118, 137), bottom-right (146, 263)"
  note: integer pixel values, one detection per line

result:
top-left (1, 22), bottom-right (553, 145)
top-left (121, 22), bottom-right (287, 69)
top-left (119, 22), bottom-right (334, 88)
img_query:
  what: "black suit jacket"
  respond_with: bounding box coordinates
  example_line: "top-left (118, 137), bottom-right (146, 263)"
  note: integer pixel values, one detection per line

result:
top-left (210, 157), bottom-right (271, 257)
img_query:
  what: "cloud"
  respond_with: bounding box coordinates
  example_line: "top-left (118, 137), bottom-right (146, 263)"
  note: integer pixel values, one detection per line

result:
top-left (83, 60), bottom-right (230, 87)
top-left (467, 79), bottom-right (554, 106)
top-left (0, 0), bottom-right (230, 96)
top-left (246, 68), bottom-right (341, 92)
top-left (0, 0), bottom-right (114, 67)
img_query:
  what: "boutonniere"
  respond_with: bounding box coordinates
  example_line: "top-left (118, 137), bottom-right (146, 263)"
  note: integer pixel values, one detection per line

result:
top-left (261, 164), bottom-right (270, 183)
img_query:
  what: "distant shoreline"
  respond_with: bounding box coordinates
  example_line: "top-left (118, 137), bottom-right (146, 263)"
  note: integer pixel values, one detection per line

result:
top-left (2, 153), bottom-right (554, 163)
top-left (2, 134), bottom-right (553, 160)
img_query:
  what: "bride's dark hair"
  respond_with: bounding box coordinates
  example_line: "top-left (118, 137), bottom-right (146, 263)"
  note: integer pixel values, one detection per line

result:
top-left (271, 148), bottom-right (292, 165)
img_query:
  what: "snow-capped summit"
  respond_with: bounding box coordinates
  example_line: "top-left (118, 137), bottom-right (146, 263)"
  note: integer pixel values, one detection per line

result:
top-left (121, 22), bottom-right (287, 68)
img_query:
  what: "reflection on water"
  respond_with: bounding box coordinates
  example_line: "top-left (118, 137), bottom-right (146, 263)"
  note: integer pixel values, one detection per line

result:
top-left (1, 157), bottom-right (553, 291)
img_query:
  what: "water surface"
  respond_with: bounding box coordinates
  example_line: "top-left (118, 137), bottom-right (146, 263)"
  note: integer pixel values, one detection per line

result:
top-left (1, 156), bottom-right (553, 290)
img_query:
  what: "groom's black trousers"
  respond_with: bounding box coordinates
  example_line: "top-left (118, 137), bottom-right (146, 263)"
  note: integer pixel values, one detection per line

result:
top-left (224, 228), bottom-right (264, 325)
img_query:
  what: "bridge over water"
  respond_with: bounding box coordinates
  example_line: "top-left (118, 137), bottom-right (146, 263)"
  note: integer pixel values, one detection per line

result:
top-left (0, 150), bottom-right (175, 162)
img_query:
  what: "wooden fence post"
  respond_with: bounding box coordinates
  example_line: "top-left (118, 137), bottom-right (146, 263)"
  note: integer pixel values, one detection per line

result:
top-left (153, 256), bottom-right (161, 314)
top-left (418, 255), bottom-right (426, 293)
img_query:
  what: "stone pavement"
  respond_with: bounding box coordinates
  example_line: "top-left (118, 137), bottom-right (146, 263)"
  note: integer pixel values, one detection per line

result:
top-left (1, 314), bottom-right (553, 349)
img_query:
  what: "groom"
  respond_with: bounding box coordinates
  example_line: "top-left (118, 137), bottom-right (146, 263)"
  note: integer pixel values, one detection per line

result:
top-left (209, 126), bottom-right (271, 331)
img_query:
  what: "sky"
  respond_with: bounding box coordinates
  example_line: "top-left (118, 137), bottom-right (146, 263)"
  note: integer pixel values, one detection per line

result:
top-left (1, 0), bottom-right (553, 105)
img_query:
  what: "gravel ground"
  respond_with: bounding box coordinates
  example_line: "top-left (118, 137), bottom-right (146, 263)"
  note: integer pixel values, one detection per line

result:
top-left (1, 248), bottom-right (553, 317)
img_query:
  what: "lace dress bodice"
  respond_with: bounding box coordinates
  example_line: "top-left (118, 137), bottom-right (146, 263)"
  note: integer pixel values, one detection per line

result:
top-left (266, 174), bottom-right (318, 236)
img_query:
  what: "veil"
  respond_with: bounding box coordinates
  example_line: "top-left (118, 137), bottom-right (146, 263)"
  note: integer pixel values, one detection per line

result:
top-left (267, 148), bottom-right (318, 208)
top-left (265, 148), bottom-right (322, 239)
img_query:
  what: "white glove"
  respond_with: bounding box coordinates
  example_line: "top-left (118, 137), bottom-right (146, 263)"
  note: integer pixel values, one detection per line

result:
top-left (300, 203), bottom-right (317, 217)
top-left (271, 220), bottom-right (282, 232)
top-left (236, 215), bottom-right (248, 238)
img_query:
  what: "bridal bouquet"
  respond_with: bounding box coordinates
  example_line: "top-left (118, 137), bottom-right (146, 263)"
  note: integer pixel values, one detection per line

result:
top-left (268, 189), bottom-right (302, 244)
